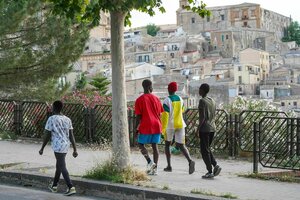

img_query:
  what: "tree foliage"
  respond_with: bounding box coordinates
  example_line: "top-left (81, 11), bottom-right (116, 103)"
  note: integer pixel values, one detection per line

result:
top-left (75, 73), bottom-right (88, 90)
top-left (89, 75), bottom-right (110, 95)
top-left (146, 23), bottom-right (160, 36)
top-left (0, 0), bottom-right (89, 97)
top-left (282, 21), bottom-right (300, 45)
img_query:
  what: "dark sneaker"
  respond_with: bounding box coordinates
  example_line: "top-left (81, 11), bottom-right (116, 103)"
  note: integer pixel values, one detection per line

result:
top-left (64, 187), bottom-right (76, 196)
top-left (189, 160), bottom-right (195, 174)
top-left (48, 184), bottom-right (57, 193)
top-left (213, 165), bottom-right (222, 176)
top-left (163, 166), bottom-right (172, 172)
top-left (202, 172), bottom-right (214, 179)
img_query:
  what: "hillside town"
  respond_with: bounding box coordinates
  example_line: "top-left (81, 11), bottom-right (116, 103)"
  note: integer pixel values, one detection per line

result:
top-left (70, 1), bottom-right (299, 113)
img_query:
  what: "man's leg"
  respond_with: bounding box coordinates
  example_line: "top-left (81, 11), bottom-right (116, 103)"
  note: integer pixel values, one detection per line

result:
top-left (164, 141), bottom-right (172, 170)
top-left (54, 152), bottom-right (73, 189)
top-left (151, 143), bottom-right (159, 165)
top-left (53, 152), bottom-right (62, 187)
top-left (199, 132), bottom-right (213, 173)
top-left (138, 143), bottom-right (152, 164)
top-left (208, 132), bottom-right (217, 167)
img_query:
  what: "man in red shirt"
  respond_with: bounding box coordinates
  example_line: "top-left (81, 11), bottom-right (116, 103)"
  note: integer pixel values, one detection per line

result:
top-left (135, 79), bottom-right (163, 175)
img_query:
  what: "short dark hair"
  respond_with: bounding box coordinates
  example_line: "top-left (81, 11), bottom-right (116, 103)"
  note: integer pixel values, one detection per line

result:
top-left (53, 100), bottom-right (63, 113)
top-left (200, 83), bottom-right (210, 94)
top-left (142, 79), bottom-right (152, 90)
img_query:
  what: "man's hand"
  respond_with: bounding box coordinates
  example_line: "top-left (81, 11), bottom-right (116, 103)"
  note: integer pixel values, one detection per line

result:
top-left (39, 149), bottom-right (43, 155)
top-left (73, 151), bottom-right (78, 158)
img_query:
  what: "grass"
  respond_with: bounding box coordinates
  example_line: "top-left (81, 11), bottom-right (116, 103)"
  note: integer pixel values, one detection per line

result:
top-left (239, 172), bottom-right (300, 183)
top-left (83, 160), bottom-right (149, 184)
top-left (0, 162), bottom-right (23, 169)
top-left (191, 189), bottom-right (238, 199)
top-left (162, 184), bottom-right (169, 190)
top-left (0, 131), bottom-right (18, 140)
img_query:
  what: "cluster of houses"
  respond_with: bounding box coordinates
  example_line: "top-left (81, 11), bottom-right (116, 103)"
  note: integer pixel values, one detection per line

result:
top-left (65, 1), bottom-right (300, 114)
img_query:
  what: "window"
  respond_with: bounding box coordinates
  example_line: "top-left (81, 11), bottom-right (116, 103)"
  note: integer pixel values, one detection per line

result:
top-left (191, 18), bottom-right (195, 23)
top-left (238, 66), bottom-right (242, 71)
top-left (226, 35), bottom-right (229, 40)
top-left (221, 35), bottom-right (224, 42)
top-left (294, 102), bottom-right (297, 107)
top-left (207, 17), bottom-right (210, 22)
top-left (138, 56), bottom-right (143, 62)
top-left (266, 92), bottom-right (269, 97)
top-left (144, 55), bottom-right (150, 62)
top-left (251, 10), bottom-right (256, 17)
top-left (238, 76), bottom-right (242, 84)
top-left (281, 102), bottom-right (285, 106)
top-left (220, 15), bottom-right (225, 21)
top-left (243, 22), bottom-right (248, 27)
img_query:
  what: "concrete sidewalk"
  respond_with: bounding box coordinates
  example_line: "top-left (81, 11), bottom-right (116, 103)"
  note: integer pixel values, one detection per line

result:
top-left (0, 140), bottom-right (299, 200)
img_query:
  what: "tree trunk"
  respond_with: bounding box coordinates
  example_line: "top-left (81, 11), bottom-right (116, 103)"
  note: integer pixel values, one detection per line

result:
top-left (110, 11), bottom-right (130, 169)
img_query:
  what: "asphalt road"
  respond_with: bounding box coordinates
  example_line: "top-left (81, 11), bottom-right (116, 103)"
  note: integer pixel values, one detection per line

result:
top-left (0, 184), bottom-right (109, 200)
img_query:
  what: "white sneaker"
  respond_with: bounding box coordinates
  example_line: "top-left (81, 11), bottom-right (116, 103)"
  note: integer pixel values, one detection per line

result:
top-left (146, 161), bottom-right (154, 173)
top-left (147, 163), bottom-right (157, 175)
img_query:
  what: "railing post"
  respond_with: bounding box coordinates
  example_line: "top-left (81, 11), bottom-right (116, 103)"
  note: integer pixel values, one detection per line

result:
top-left (297, 118), bottom-right (300, 156)
top-left (84, 107), bottom-right (91, 143)
top-left (290, 118), bottom-right (295, 158)
top-left (13, 102), bottom-right (22, 136)
top-left (127, 109), bottom-right (133, 147)
top-left (90, 108), bottom-right (95, 143)
top-left (253, 122), bottom-right (259, 173)
top-left (228, 114), bottom-right (234, 157)
top-left (234, 114), bottom-right (239, 157)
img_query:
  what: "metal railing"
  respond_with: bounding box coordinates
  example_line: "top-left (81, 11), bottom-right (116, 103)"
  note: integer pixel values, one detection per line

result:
top-left (253, 117), bottom-right (300, 172)
top-left (1, 99), bottom-right (299, 171)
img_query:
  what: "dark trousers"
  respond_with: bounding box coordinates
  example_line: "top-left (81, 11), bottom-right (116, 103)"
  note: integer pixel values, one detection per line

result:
top-left (199, 132), bottom-right (217, 173)
top-left (53, 152), bottom-right (73, 189)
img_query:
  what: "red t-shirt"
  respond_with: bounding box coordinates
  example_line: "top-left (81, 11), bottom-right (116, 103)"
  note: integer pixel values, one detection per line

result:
top-left (135, 93), bottom-right (163, 134)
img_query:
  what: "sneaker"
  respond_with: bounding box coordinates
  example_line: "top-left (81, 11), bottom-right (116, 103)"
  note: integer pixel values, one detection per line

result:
top-left (146, 162), bottom-right (156, 173)
top-left (189, 160), bottom-right (195, 174)
top-left (213, 165), bottom-right (222, 177)
top-left (64, 187), bottom-right (76, 196)
top-left (146, 161), bottom-right (154, 173)
top-left (163, 166), bottom-right (172, 172)
top-left (48, 184), bottom-right (57, 193)
top-left (147, 163), bottom-right (157, 175)
top-left (202, 172), bottom-right (214, 179)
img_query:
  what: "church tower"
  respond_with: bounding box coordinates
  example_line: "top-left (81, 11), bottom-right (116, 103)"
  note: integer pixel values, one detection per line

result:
top-left (179, 0), bottom-right (188, 9)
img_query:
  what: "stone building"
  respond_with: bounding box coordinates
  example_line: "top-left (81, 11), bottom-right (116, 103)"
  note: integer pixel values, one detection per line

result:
top-left (177, 1), bottom-right (290, 39)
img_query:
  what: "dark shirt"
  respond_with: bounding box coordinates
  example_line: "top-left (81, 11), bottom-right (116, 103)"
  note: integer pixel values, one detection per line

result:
top-left (198, 96), bottom-right (216, 132)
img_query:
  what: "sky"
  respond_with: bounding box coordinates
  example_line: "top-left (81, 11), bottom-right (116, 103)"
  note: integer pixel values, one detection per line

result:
top-left (129, 0), bottom-right (300, 28)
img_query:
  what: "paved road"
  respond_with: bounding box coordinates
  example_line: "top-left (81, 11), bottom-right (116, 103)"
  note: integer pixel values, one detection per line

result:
top-left (0, 184), bottom-right (109, 200)
top-left (1, 140), bottom-right (300, 200)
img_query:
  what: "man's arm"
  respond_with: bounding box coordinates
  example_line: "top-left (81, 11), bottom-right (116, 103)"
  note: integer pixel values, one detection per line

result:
top-left (39, 130), bottom-right (51, 155)
top-left (198, 100), bottom-right (206, 129)
top-left (135, 114), bottom-right (141, 133)
top-left (69, 129), bottom-right (78, 158)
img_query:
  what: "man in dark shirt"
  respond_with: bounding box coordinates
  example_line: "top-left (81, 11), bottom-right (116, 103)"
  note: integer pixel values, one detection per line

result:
top-left (198, 83), bottom-right (221, 179)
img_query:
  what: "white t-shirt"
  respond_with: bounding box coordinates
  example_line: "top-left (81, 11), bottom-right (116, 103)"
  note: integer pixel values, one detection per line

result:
top-left (45, 115), bottom-right (73, 153)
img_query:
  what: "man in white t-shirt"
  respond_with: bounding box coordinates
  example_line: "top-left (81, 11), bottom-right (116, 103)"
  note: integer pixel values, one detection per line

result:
top-left (39, 100), bottom-right (78, 196)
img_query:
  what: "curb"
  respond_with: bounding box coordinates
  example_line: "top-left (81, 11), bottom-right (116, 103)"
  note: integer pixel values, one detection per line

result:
top-left (0, 171), bottom-right (225, 200)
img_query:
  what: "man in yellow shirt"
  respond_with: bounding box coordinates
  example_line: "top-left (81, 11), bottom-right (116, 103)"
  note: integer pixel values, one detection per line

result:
top-left (161, 82), bottom-right (195, 174)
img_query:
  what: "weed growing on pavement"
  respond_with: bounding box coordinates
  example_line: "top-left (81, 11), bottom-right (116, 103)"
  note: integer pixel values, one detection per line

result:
top-left (0, 131), bottom-right (18, 140)
top-left (239, 172), bottom-right (300, 183)
top-left (191, 189), bottom-right (238, 199)
top-left (84, 159), bottom-right (149, 184)
top-left (162, 185), bottom-right (169, 190)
